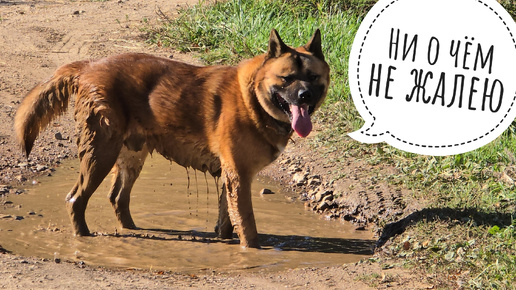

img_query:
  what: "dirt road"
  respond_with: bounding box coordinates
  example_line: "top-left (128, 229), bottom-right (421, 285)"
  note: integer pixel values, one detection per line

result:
top-left (0, 0), bottom-right (201, 186)
top-left (0, 1), bottom-right (428, 288)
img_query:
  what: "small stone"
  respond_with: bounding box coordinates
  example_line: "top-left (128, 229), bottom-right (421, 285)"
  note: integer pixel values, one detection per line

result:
top-left (292, 172), bottom-right (306, 185)
top-left (299, 192), bottom-right (309, 201)
top-left (444, 251), bottom-right (455, 261)
top-left (36, 164), bottom-right (47, 172)
top-left (55, 132), bottom-right (64, 140)
top-left (15, 175), bottom-right (27, 182)
top-left (321, 194), bottom-right (333, 203)
top-left (317, 200), bottom-right (331, 211)
top-left (288, 165), bottom-right (302, 173)
top-left (307, 175), bottom-right (321, 186)
top-left (500, 172), bottom-right (515, 185)
top-left (308, 188), bottom-right (318, 195)
top-left (315, 190), bottom-right (332, 202)
top-left (17, 162), bottom-right (28, 168)
top-left (259, 188), bottom-right (274, 195)
top-left (0, 185), bottom-right (11, 194)
top-left (456, 247), bottom-right (465, 257)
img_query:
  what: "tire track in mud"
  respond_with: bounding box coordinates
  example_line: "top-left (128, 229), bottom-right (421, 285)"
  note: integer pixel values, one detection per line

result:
top-left (52, 32), bottom-right (90, 55)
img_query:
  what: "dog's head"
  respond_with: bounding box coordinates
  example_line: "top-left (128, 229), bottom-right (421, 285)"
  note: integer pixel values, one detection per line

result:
top-left (254, 29), bottom-right (330, 137)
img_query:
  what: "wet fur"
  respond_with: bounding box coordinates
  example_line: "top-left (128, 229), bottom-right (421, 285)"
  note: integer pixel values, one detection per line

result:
top-left (14, 30), bottom-right (329, 248)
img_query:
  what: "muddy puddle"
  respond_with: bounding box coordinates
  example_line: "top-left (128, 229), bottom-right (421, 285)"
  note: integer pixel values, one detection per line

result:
top-left (0, 155), bottom-right (374, 273)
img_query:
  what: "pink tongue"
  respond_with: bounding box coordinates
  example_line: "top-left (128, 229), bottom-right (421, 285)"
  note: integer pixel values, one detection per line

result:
top-left (290, 104), bottom-right (312, 137)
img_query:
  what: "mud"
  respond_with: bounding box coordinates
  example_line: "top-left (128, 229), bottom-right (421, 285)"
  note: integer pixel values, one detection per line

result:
top-left (1, 155), bottom-right (374, 272)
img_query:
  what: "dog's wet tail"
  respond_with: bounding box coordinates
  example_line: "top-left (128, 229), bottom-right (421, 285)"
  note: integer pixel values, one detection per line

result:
top-left (14, 61), bottom-right (87, 157)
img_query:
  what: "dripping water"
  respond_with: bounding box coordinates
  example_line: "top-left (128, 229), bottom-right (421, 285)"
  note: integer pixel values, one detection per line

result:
top-left (185, 167), bottom-right (191, 216)
top-left (203, 172), bottom-right (210, 225)
top-left (193, 169), bottom-right (199, 218)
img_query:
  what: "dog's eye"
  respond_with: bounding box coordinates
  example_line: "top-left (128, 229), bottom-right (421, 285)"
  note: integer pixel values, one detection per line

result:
top-left (280, 75), bottom-right (294, 84)
top-left (308, 73), bottom-right (319, 81)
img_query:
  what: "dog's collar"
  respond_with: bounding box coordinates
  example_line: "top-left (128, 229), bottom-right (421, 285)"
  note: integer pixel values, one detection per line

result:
top-left (266, 117), bottom-right (292, 136)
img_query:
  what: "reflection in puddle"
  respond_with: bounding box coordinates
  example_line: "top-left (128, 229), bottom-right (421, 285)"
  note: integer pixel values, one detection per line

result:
top-left (0, 156), bottom-right (374, 273)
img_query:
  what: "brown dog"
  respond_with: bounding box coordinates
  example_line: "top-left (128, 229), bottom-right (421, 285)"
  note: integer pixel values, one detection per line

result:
top-left (15, 29), bottom-right (329, 248)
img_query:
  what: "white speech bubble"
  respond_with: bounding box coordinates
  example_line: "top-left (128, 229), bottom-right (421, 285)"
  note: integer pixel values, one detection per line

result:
top-left (348, 0), bottom-right (516, 156)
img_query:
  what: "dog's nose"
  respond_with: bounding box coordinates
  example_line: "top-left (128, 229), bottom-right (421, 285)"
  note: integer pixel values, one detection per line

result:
top-left (298, 89), bottom-right (312, 102)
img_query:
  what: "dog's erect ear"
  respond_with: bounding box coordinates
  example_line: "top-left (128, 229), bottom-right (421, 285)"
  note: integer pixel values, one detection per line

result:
top-left (267, 29), bottom-right (289, 58)
top-left (304, 29), bottom-right (324, 60)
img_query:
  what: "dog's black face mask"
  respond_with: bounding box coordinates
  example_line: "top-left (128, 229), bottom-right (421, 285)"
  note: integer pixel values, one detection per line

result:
top-left (255, 29), bottom-right (330, 137)
top-left (269, 53), bottom-right (328, 137)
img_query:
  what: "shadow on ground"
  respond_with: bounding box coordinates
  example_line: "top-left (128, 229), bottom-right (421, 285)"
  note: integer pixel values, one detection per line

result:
top-left (102, 227), bottom-right (375, 255)
top-left (376, 207), bottom-right (515, 248)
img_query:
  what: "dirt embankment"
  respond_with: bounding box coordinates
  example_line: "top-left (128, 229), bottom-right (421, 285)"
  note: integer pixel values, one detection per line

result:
top-left (261, 129), bottom-right (423, 243)
top-left (0, 1), bottom-right (429, 288)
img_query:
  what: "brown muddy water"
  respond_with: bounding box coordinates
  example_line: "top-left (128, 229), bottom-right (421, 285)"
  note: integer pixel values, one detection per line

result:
top-left (0, 155), bottom-right (374, 273)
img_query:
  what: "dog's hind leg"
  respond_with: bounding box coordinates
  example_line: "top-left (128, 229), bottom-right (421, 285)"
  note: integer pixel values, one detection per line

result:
top-left (215, 185), bottom-right (234, 239)
top-left (108, 145), bottom-right (148, 229)
top-left (66, 111), bottom-right (124, 236)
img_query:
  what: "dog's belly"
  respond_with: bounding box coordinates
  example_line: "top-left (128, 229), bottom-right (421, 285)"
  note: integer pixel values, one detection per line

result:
top-left (147, 135), bottom-right (221, 177)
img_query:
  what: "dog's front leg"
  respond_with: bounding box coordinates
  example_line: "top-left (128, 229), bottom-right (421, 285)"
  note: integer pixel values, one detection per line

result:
top-left (223, 168), bottom-right (259, 248)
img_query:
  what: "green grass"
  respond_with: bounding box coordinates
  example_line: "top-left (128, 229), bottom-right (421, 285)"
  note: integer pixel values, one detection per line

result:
top-left (148, 0), bottom-right (374, 105)
top-left (500, 0), bottom-right (516, 19)
top-left (148, 0), bottom-right (516, 287)
top-left (386, 218), bottom-right (516, 288)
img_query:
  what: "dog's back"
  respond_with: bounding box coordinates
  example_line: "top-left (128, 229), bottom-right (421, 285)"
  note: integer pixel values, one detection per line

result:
top-left (16, 53), bottom-right (237, 175)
